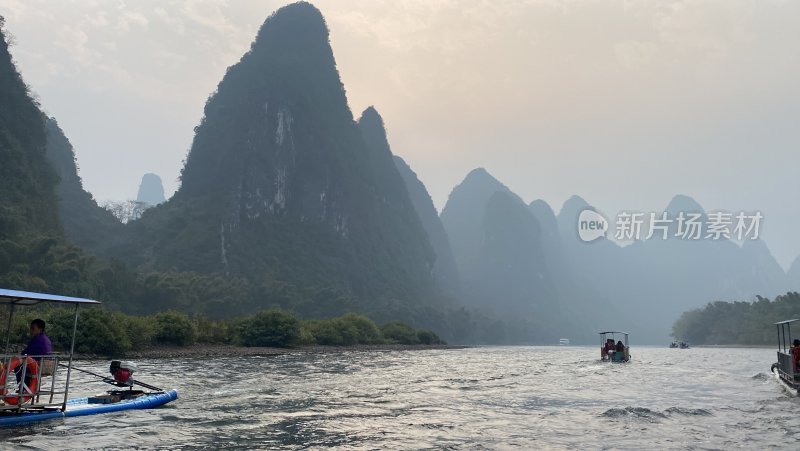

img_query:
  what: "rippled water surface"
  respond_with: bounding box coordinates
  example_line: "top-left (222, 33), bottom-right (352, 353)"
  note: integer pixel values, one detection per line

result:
top-left (2, 346), bottom-right (799, 449)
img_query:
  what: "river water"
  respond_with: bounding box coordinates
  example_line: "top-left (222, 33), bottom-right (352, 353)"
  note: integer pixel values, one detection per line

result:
top-left (2, 346), bottom-right (798, 450)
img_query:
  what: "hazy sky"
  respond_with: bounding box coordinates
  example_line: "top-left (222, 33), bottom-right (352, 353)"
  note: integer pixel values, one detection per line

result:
top-left (1, 0), bottom-right (799, 267)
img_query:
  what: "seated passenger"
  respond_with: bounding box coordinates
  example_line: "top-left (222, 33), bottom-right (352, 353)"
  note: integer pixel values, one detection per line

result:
top-left (23, 319), bottom-right (52, 359)
top-left (603, 339), bottom-right (615, 359)
top-left (792, 339), bottom-right (800, 373)
top-left (14, 319), bottom-right (52, 385)
top-left (615, 340), bottom-right (627, 361)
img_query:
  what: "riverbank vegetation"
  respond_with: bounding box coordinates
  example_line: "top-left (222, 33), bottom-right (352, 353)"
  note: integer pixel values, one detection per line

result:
top-left (2, 306), bottom-right (444, 356)
top-left (672, 292), bottom-right (800, 345)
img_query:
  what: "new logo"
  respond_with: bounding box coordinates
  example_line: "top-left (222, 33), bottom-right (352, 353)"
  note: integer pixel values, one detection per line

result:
top-left (577, 208), bottom-right (609, 242)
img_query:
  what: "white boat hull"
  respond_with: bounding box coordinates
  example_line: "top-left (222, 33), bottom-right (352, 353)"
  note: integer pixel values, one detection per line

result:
top-left (772, 367), bottom-right (799, 396)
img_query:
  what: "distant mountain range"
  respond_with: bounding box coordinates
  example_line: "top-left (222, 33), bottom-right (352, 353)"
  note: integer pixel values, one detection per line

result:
top-left (441, 167), bottom-right (793, 342)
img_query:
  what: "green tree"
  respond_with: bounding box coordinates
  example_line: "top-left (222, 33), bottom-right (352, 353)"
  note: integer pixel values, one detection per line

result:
top-left (153, 311), bottom-right (196, 346)
top-left (381, 321), bottom-right (420, 345)
top-left (240, 310), bottom-right (301, 347)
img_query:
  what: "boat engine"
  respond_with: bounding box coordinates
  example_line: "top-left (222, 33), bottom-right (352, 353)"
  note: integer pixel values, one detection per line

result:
top-left (109, 360), bottom-right (138, 386)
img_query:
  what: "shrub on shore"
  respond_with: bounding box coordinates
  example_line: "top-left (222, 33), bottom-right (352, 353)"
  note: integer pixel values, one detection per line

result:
top-left (1, 306), bottom-right (444, 355)
top-left (379, 323), bottom-right (444, 346)
top-left (381, 321), bottom-right (420, 345)
top-left (239, 310), bottom-right (301, 347)
top-left (302, 313), bottom-right (384, 346)
top-left (416, 329), bottom-right (444, 345)
top-left (153, 311), bottom-right (196, 346)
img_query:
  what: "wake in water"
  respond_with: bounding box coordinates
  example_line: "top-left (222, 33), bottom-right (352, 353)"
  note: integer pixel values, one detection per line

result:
top-left (601, 407), bottom-right (667, 422)
top-left (601, 406), bottom-right (712, 422)
top-left (663, 407), bottom-right (713, 416)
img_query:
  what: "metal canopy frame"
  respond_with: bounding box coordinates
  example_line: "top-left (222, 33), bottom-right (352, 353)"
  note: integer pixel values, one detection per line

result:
top-left (0, 289), bottom-right (100, 413)
top-left (599, 331), bottom-right (629, 347)
top-left (775, 319), bottom-right (798, 354)
top-left (0, 289), bottom-right (101, 306)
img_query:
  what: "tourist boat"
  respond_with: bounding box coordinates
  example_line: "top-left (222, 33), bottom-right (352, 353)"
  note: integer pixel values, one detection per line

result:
top-left (0, 289), bottom-right (178, 426)
top-left (599, 331), bottom-right (630, 362)
top-left (679, 341), bottom-right (690, 349)
top-left (669, 341), bottom-right (678, 348)
top-left (771, 319), bottom-right (799, 396)
top-left (558, 338), bottom-right (570, 346)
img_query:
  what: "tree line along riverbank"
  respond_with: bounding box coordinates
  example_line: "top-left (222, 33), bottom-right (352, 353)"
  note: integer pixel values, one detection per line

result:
top-left (672, 291), bottom-right (800, 345)
top-left (2, 307), bottom-right (445, 357)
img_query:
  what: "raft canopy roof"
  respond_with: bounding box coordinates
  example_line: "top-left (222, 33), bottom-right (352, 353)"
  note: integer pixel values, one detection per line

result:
top-left (774, 319), bottom-right (799, 325)
top-left (599, 331), bottom-right (628, 335)
top-left (0, 289), bottom-right (101, 306)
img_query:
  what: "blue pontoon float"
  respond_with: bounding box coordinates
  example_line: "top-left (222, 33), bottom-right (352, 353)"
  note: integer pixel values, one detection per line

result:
top-left (0, 289), bottom-right (178, 426)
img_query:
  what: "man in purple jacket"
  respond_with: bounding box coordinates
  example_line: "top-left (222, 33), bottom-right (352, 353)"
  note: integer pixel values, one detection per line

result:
top-left (22, 319), bottom-right (52, 357)
top-left (14, 319), bottom-right (52, 384)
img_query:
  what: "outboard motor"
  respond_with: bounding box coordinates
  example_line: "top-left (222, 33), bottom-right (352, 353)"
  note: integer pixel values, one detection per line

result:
top-left (109, 361), bottom-right (138, 387)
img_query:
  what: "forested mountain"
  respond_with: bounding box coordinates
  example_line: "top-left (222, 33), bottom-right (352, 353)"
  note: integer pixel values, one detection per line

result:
top-left (112, 3), bottom-right (438, 321)
top-left (0, 20), bottom-right (59, 239)
top-left (464, 191), bottom-right (559, 342)
top-left (440, 170), bottom-right (622, 343)
top-left (672, 292), bottom-right (800, 345)
top-left (0, 7), bottom-right (480, 343)
top-left (528, 199), bottom-right (620, 342)
top-left (43, 118), bottom-right (122, 253)
top-left (441, 168), bottom-right (572, 343)
top-left (393, 155), bottom-right (461, 296)
top-left (0, 18), bottom-right (100, 295)
top-left (440, 168), bottom-right (523, 276)
top-left (789, 257), bottom-right (800, 287)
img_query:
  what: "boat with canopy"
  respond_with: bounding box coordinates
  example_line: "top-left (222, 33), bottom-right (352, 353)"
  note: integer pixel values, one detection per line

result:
top-left (0, 288), bottom-right (178, 426)
top-left (599, 331), bottom-right (630, 362)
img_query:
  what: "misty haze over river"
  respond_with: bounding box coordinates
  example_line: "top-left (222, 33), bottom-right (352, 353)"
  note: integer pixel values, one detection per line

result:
top-left (3, 347), bottom-right (798, 450)
top-left (1, 1), bottom-right (800, 448)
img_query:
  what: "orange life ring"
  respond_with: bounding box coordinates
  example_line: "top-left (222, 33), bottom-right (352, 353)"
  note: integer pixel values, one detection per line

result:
top-left (0, 357), bottom-right (39, 405)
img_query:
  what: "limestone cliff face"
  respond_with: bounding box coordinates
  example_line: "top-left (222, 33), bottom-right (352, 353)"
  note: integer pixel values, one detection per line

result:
top-left (393, 155), bottom-right (461, 296)
top-left (119, 2), bottom-right (436, 308)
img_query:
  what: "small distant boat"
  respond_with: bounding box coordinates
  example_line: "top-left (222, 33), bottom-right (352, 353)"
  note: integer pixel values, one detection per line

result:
top-left (771, 319), bottom-right (799, 396)
top-left (669, 341), bottom-right (678, 348)
top-left (558, 338), bottom-right (570, 346)
top-left (670, 341), bottom-right (690, 349)
top-left (0, 289), bottom-right (178, 426)
top-left (599, 331), bottom-right (630, 363)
